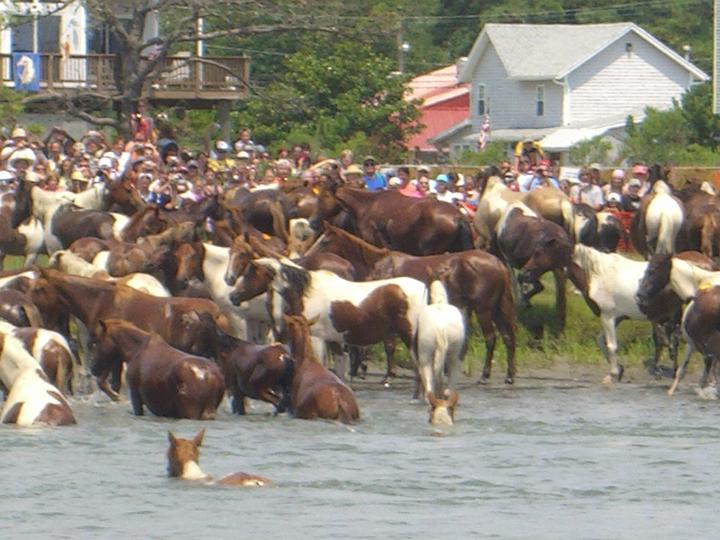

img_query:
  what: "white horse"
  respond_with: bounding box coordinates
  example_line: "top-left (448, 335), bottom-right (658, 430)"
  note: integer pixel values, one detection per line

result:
top-left (643, 181), bottom-right (684, 256)
top-left (238, 258), bottom-right (428, 382)
top-left (416, 281), bottom-right (465, 399)
top-left (571, 244), bottom-right (659, 383)
top-left (0, 331), bottom-right (76, 426)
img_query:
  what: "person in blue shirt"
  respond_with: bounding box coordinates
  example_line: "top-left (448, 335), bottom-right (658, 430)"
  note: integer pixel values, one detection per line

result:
top-left (362, 156), bottom-right (387, 191)
top-left (528, 161), bottom-right (559, 190)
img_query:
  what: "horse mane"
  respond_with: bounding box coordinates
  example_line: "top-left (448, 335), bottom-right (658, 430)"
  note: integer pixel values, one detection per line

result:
top-left (279, 262), bottom-right (310, 296)
top-left (572, 244), bottom-right (619, 276)
top-left (652, 180), bottom-right (672, 195)
top-left (324, 223), bottom-right (390, 266)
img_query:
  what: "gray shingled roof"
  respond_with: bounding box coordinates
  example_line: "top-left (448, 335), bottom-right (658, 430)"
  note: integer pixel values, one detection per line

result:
top-left (485, 22), bottom-right (633, 79)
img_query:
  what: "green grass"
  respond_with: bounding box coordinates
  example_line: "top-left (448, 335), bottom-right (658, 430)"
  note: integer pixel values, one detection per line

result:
top-left (367, 274), bottom-right (658, 375)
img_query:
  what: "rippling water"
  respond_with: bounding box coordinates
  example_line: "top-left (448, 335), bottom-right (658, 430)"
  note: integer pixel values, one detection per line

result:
top-left (5, 372), bottom-right (720, 539)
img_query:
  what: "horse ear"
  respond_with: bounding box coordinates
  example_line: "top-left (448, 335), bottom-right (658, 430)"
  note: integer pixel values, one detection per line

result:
top-left (445, 389), bottom-right (459, 408)
top-left (181, 311), bottom-right (200, 327)
top-left (307, 315), bottom-right (320, 327)
top-left (193, 428), bottom-right (206, 448)
top-left (427, 392), bottom-right (439, 408)
top-left (168, 431), bottom-right (177, 445)
top-left (97, 319), bottom-right (109, 334)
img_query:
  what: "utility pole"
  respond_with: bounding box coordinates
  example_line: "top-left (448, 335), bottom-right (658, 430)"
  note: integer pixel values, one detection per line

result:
top-left (714, 0), bottom-right (719, 113)
top-left (397, 20), bottom-right (409, 74)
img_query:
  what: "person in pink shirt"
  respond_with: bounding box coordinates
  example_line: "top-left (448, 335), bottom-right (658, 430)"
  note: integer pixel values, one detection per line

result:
top-left (397, 166), bottom-right (424, 198)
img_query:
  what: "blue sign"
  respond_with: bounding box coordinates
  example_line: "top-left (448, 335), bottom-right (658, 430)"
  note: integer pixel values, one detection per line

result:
top-left (13, 53), bottom-right (41, 92)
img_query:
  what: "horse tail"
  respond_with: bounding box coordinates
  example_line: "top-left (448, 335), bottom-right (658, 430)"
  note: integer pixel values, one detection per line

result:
top-left (493, 264), bottom-right (517, 378)
top-left (560, 198), bottom-right (574, 237)
top-left (336, 393), bottom-right (359, 424)
top-left (433, 327), bottom-right (450, 392)
top-left (456, 217), bottom-right (474, 252)
top-left (701, 213), bottom-right (718, 258)
top-left (22, 303), bottom-right (43, 328)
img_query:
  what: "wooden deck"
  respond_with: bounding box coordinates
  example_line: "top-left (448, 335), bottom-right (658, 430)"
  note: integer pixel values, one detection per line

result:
top-left (1, 53), bottom-right (249, 102)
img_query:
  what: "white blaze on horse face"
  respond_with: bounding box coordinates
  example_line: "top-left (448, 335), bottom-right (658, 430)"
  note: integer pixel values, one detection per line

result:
top-left (189, 365), bottom-right (207, 380)
top-left (110, 213), bottom-right (131, 241)
top-left (430, 405), bottom-right (454, 426)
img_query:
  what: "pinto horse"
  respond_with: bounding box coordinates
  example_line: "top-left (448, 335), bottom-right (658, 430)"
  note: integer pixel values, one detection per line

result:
top-left (304, 224), bottom-right (517, 383)
top-left (497, 203), bottom-right (573, 331)
top-left (314, 185), bottom-right (474, 255)
top-left (0, 332), bottom-right (75, 426)
top-left (283, 314), bottom-right (359, 423)
top-left (93, 319), bottom-right (225, 419)
top-left (231, 258), bottom-right (428, 385)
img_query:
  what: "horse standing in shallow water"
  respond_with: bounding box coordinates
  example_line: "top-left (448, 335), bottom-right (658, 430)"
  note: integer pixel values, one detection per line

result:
top-left (93, 319), bottom-right (225, 419)
top-left (282, 314), bottom-right (359, 423)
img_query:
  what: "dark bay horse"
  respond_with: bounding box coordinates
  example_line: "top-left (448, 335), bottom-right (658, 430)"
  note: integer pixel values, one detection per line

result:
top-left (498, 203), bottom-right (573, 331)
top-left (315, 185), bottom-right (474, 255)
top-left (304, 224), bottom-right (517, 384)
top-left (93, 319), bottom-right (225, 419)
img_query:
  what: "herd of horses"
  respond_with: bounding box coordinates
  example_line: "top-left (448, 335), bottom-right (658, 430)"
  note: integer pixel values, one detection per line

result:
top-left (1, 168), bottom-right (720, 438)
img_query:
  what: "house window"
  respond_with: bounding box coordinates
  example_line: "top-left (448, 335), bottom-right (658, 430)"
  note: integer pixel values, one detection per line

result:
top-left (536, 84), bottom-right (545, 117)
top-left (11, 16), bottom-right (61, 53)
top-left (477, 84), bottom-right (489, 115)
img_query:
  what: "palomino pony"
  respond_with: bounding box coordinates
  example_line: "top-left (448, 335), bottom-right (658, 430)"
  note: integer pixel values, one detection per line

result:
top-left (93, 319), bottom-right (225, 419)
top-left (630, 181), bottom-right (684, 258)
top-left (0, 332), bottom-right (75, 426)
top-left (428, 389), bottom-right (459, 426)
top-left (167, 429), bottom-right (270, 486)
top-left (497, 202), bottom-right (573, 331)
top-left (303, 224), bottom-right (517, 384)
top-left (231, 258), bottom-right (428, 385)
top-left (314, 184), bottom-right (474, 255)
top-left (283, 314), bottom-right (360, 423)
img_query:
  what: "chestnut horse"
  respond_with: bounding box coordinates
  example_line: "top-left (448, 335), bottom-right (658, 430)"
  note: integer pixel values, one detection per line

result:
top-left (93, 319), bottom-right (225, 419)
top-left (304, 224), bottom-right (517, 383)
top-left (314, 184), bottom-right (474, 255)
top-left (283, 314), bottom-right (359, 423)
top-left (167, 429), bottom-right (270, 486)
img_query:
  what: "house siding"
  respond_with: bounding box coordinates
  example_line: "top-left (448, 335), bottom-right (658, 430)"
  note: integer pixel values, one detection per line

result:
top-left (567, 33), bottom-right (690, 125)
top-left (470, 44), bottom-right (562, 130)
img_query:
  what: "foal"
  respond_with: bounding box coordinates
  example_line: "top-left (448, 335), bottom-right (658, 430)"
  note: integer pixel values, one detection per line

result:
top-left (167, 428), bottom-right (270, 486)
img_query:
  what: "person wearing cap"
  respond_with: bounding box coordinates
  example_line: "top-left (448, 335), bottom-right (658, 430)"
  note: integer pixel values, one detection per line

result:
top-left (70, 169), bottom-right (88, 192)
top-left (622, 178), bottom-right (643, 212)
top-left (603, 169), bottom-right (625, 199)
top-left (208, 140), bottom-right (236, 175)
top-left (629, 163), bottom-right (651, 197)
top-left (433, 174), bottom-right (458, 203)
top-left (362, 156), bottom-right (386, 192)
top-left (514, 139), bottom-right (544, 171)
top-left (605, 191), bottom-right (622, 209)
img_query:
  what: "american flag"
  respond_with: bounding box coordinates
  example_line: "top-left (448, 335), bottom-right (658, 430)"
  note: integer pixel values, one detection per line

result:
top-left (478, 115), bottom-right (491, 150)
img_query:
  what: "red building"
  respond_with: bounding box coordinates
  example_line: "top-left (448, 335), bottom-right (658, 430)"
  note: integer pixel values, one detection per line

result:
top-left (406, 64), bottom-right (469, 162)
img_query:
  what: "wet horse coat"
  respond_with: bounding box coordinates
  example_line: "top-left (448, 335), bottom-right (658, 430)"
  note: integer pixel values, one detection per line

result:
top-left (0, 332), bottom-right (75, 426)
top-left (93, 319), bottom-right (225, 419)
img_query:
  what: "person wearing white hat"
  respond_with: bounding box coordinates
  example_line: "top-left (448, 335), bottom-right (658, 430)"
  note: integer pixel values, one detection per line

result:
top-left (602, 169), bottom-right (625, 200)
top-left (8, 147), bottom-right (36, 174)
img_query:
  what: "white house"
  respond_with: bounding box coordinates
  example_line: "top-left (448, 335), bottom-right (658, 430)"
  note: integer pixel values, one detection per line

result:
top-left (431, 23), bottom-right (709, 162)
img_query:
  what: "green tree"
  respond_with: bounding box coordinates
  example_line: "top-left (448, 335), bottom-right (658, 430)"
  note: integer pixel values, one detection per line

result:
top-left (569, 135), bottom-right (612, 166)
top-left (235, 42), bottom-right (421, 161)
top-left (681, 82), bottom-right (720, 149)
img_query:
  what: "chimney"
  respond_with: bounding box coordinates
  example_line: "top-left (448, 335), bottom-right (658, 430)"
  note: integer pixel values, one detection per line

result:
top-left (455, 57), bottom-right (468, 81)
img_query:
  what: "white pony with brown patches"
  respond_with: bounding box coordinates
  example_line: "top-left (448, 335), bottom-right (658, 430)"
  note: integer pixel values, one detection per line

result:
top-left (416, 280), bottom-right (465, 398)
top-left (0, 332), bottom-right (75, 426)
top-left (167, 428), bottom-right (270, 486)
top-left (0, 320), bottom-right (75, 395)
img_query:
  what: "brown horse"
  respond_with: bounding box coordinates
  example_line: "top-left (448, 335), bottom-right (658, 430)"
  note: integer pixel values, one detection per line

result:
top-left (167, 429), bottom-right (270, 486)
top-left (199, 311), bottom-right (294, 415)
top-left (93, 319), bottom-right (225, 419)
top-left (0, 289), bottom-right (43, 328)
top-left (305, 224), bottom-right (517, 383)
top-left (314, 185), bottom-right (474, 255)
top-left (498, 204), bottom-right (573, 331)
top-left (283, 314), bottom-right (359, 423)
top-left (68, 237), bottom-right (170, 277)
top-left (676, 190), bottom-right (720, 258)
top-left (35, 268), bottom-right (231, 372)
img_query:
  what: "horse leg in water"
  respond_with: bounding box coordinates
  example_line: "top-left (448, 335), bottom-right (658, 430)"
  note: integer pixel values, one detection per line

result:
top-left (599, 315), bottom-right (624, 383)
top-left (477, 312), bottom-right (497, 384)
top-left (553, 268), bottom-right (567, 333)
top-left (382, 338), bottom-right (397, 385)
top-left (668, 343), bottom-right (694, 396)
top-left (348, 346), bottom-right (367, 380)
top-left (649, 324), bottom-right (667, 379)
top-left (493, 291), bottom-right (517, 385)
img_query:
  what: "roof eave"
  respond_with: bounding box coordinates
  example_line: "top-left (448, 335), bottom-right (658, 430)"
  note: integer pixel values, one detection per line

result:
top-left (458, 32), bottom-right (489, 83)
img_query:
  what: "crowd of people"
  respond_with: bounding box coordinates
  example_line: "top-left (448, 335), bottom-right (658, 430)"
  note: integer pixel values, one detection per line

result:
top-left (0, 113), bottom-right (651, 219)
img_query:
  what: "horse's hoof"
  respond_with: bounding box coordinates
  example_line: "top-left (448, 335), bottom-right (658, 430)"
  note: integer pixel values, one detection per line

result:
top-left (504, 377), bottom-right (514, 385)
top-left (478, 376), bottom-right (489, 385)
top-left (616, 365), bottom-right (625, 382)
top-left (602, 374), bottom-right (613, 385)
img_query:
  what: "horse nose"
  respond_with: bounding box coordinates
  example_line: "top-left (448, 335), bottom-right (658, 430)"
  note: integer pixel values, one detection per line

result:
top-left (229, 290), bottom-right (240, 305)
top-left (224, 273), bottom-right (236, 287)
